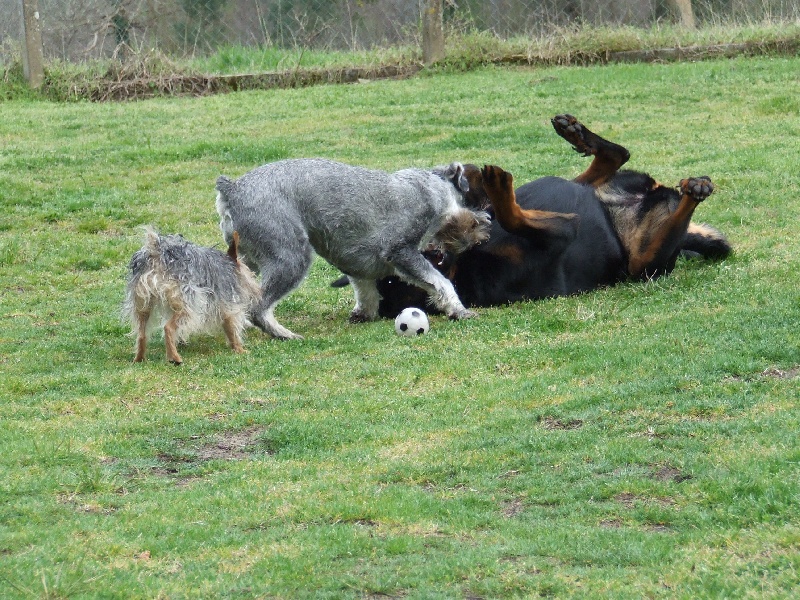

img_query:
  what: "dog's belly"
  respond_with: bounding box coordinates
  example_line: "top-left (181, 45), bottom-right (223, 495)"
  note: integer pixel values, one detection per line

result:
top-left (306, 228), bottom-right (395, 279)
top-left (454, 178), bottom-right (625, 306)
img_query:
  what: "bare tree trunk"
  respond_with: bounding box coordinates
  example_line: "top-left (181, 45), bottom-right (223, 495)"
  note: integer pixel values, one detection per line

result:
top-left (669, 0), bottom-right (696, 28)
top-left (422, 0), bottom-right (444, 65)
top-left (19, 0), bottom-right (45, 88)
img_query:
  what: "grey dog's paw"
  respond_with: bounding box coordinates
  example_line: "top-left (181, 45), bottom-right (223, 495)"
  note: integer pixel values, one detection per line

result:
top-left (449, 308), bottom-right (478, 320)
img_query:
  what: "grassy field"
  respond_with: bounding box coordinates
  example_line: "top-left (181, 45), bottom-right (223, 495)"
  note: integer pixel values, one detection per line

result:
top-left (1, 55), bottom-right (799, 598)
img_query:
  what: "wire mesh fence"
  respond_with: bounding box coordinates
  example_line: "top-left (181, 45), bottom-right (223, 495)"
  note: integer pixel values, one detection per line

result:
top-left (2, 0), bottom-right (799, 64)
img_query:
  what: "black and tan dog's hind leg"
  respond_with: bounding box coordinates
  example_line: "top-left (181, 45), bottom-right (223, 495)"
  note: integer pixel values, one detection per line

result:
top-left (551, 114), bottom-right (631, 187)
top-left (481, 165), bottom-right (579, 250)
top-left (627, 177), bottom-right (716, 279)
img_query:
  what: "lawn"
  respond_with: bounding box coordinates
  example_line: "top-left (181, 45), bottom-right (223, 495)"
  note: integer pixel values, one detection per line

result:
top-left (1, 56), bottom-right (799, 598)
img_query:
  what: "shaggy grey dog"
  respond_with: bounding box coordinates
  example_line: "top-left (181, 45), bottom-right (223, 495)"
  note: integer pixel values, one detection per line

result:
top-left (215, 158), bottom-right (490, 340)
top-left (124, 227), bottom-right (262, 364)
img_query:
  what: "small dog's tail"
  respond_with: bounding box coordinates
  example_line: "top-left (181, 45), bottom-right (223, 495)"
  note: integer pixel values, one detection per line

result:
top-left (141, 225), bottom-right (163, 259)
top-left (216, 176), bottom-right (236, 246)
top-left (227, 231), bottom-right (241, 263)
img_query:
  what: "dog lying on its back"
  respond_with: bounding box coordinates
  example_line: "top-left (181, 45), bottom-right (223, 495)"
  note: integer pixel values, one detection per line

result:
top-left (124, 227), bottom-right (261, 364)
top-left (339, 115), bottom-right (732, 317)
top-left (215, 158), bottom-right (490, 340)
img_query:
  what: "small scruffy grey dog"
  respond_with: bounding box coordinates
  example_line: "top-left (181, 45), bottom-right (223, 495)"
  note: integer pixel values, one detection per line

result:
top-left (124, 227), bottom-right (262, 364)
top-left (215, 158), bottom-right (490, 340)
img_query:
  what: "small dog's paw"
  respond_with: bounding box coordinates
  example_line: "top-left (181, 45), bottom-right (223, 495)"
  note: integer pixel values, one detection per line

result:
top-left (680, 176), bottom-right (714, 202)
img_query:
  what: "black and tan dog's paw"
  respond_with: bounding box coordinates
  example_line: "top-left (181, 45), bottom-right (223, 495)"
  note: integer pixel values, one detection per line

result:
top-left (481, 164), bottom-right (514, 197)
top-left (552, 114), bottom-right (595, 157)
top-left (680, 176), bottom-right (714, 202)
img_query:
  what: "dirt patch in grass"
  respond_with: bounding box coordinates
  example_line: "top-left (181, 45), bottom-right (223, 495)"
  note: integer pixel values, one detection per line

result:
top-left (600, 518), bottom-right (623, 528)
top-left (614, 492), bottom-right (638, 508)
top-left (651, 464), bottom-right (692, 483)
top-left (761, 366), bottom-right (800, 379)
top-left (195, 425), bottom-right (266, 461)
top-left (501, 497), bottom-right (526, 518)
top-left (540, 417), bottom-right (583, 430)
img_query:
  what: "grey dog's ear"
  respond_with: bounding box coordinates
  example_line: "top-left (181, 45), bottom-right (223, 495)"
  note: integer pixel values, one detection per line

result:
top-left (443, 162), bottom-right (470, 194)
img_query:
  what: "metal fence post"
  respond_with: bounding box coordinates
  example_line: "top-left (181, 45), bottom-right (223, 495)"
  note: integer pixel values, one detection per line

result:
top-left (19, 0), bottom-right (45, 88)
top-left (422, 0), bottom-right (445, 66)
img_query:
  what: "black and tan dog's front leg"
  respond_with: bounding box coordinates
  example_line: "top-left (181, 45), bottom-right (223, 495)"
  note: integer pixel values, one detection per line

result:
top-left (628, 176), bottom-right (715, 279)
top-left (551, 114), bottom-right (631, 187)
top-left (482, 165), bottom-right (579, 249)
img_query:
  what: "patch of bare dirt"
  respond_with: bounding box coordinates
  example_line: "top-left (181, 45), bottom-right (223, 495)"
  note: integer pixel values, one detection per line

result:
top-left (761, 366), bottom-right (800, 379)
top-left (501, 497), bottom-right (526, 518)
top-left (540, 417), bottom-right (583, 430)
top-left (651, 465), bottom-right (692, 483)
top-left (195, 425), bottom-right (266, 461)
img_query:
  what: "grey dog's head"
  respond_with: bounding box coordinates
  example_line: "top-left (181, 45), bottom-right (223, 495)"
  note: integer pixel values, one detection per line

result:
top-left (432, 208), bottom-right (491, 256)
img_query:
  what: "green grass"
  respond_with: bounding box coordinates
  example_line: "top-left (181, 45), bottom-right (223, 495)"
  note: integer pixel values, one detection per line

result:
top-left (1, 56), bottom-right (799, 598)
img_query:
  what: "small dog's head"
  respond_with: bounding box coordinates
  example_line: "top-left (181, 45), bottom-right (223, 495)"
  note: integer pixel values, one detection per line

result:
top-left (432, 209), bottom-right (491, 256)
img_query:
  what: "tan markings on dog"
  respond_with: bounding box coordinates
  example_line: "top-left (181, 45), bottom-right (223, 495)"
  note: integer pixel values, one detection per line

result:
top-left (483, 164), bottom-right (579, 238)
top-left (489, 243), bottom-right (525, 265)
top-left (627, 188), bottom-right (702, 277)
top-left (461, 163), bottom-right (490, 210)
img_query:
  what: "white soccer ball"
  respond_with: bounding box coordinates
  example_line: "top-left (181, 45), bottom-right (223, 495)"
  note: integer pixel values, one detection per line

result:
top-left (394, 307), bottom-right (430, 337)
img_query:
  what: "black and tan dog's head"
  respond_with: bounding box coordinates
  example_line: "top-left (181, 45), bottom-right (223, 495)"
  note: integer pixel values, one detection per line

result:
top-left (460, 163), bottom-right (493, 212)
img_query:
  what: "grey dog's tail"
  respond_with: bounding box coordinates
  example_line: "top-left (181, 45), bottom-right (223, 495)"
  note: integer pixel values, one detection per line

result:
top-left (215, 176), bottom-right (236, 244)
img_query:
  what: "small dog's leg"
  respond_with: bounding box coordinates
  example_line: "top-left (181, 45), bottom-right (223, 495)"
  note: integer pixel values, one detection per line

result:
top-left (133, 308), bottom-right (151, 363)
top-left (222, 316), bottom-right (246, 353)
top-left (348, 277), bottom-right (381, 322)
top-left (163, 313), bottom-right (184, 365)
top-left (388, 246), bottom-right (476, 319)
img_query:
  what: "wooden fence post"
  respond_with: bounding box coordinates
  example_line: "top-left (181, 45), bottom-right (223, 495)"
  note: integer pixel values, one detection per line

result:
top-left (20, 0), bottom-right (45, 88)
top-left (669, 0), bottom-right (696, 28)
top-left (422, 0), bottom-right (444, 66)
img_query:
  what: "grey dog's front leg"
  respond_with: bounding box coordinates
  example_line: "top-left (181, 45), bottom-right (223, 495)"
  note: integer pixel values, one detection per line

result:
top-left (348, 277), bottom-right (381, 322)
top-left (387, 246), bottom-right (476, 319)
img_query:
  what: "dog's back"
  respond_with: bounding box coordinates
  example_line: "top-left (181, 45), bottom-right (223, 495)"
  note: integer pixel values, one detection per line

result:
top-left (216, 158), bottom-right (466, 279)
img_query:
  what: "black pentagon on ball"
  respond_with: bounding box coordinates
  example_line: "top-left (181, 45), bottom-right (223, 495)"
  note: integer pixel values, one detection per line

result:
top-left (399, 323), bottom-right (409, 331)
top-left (415, 327), bottom-right (425, 335)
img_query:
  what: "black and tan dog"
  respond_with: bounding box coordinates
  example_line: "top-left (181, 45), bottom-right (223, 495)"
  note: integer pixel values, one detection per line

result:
top-left (336, 114), bottom-right (731, 316)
